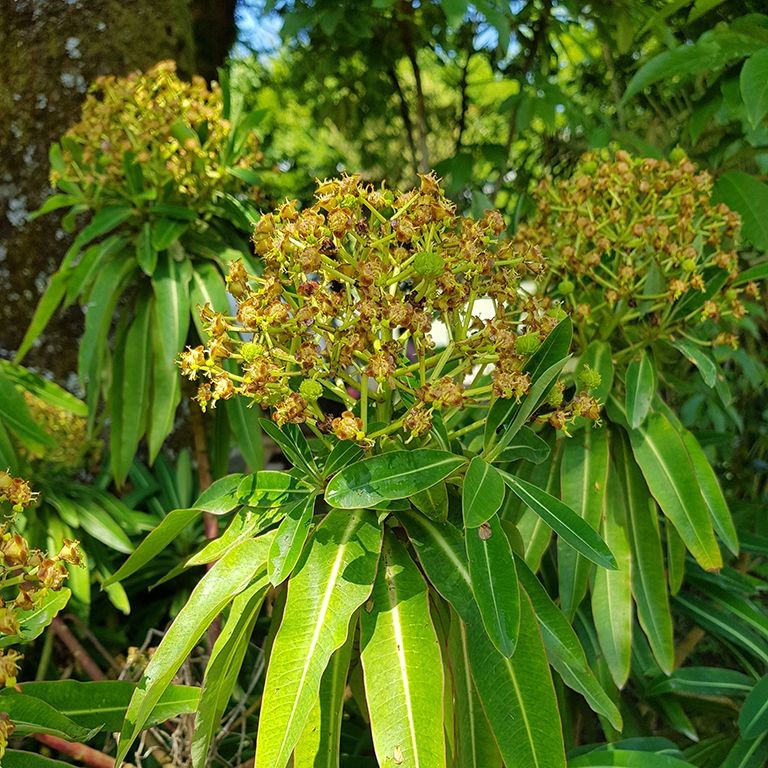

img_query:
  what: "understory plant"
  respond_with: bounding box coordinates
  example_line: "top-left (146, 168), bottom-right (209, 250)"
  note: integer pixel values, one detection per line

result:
top-left (16, 60), bottom-right (268, 483)
top-left (111, 173), bottom-right (622, 768)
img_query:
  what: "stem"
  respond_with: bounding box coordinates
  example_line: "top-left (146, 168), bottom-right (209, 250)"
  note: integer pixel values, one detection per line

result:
top-left (34, 734), bottom-right (119, 768)
top-left (51, 617), bottom-right (106, 681)
top-left (34, 627), bottom-right (54, 681)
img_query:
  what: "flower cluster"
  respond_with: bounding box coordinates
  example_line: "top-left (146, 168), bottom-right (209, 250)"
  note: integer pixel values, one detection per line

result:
top-left (512, 150), bottom-right (757, 358)
top-left (53, 60), bottom-right (263, 205)
top-left (0, 471), bottom-right (81, 635)
top-left (181, 174), bottom-right (599, 442)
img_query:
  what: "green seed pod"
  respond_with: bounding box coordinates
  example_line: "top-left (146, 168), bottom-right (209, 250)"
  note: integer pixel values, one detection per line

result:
top-left (240, 341), bottom-right (265, 362)
top-left (558, 278), bottom-right (575, 295)
top-left (577, 365), bottom-right (602, 391)
top-left (669, 147), bottom-right (687, 164)
top-left (581, 160), bottom-right (597, 176)
top-left (413, 251), bottom-right (445, 278)
top-left (681, 258), bottom-right (697, 272)
top-left (546, 381), bottom-right (565, 408)
top-left (514, 332), bottom-right (541, 356)
top-left (547, 307), bottom-right (568, 322)
top-left (299, 379), bottom-right (324, 401)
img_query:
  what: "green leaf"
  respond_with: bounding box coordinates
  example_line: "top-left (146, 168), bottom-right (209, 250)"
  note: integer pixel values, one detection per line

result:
top-left (625, 351), bottom-right (656, 429)
top-left (293, 618), bottom-right (355, 768)
top-left (495, 426), bottom-right (550, 464)
top-left (268, 494), bottom-right (315, 585)
top-left (468, 592), bottom-right (566, 768)
top-left (195, 473), bottom-right (246, 514)
top-left (0, 690), bottom-right (99, 741)
top-left (500, 470), bottom-right (616, 570)
top-left (323, 440), bottom-right (363, 478)
top-left (558, 426), bottom-right (610, 619)
top-left (15, 271), bottom-right (70, 363)
top-left (569, 750), bottom-right (695, 767)
top-left (411, 480), bottom-right (449, 522)
top-left (151, 217), bottom-right (189, 251)
top-left (0, 361), bottom-right (86, 416)
top-left (516, 557), bottom-right (622, 730)
top-left (259, 419), bottom-right (318, 476)
top-left (223, 394), bottom-right (264, 472)
top-left (0, 373), bottom-right (56, 451)
top-left (448, 610), bottom-right (502, 768)
top-left (627, 411), bottom-right (722, 571)
top-left (110, 291), bottom-right (153, 484)
top-left (361, 531), bottom-right (447, 768)
top-left (2, 752), bottom-right (74, 768)
top-left (147, 253), bottom-right (191, 461)
top-left (398, 513), bottom-right (475, 622)
top-left (646, 667), bottom-right (754, 698)
top-left (255, 508), bottom-right (382, 768)
top-left (103, 508), bottom-right (201, 586)
top-left (65, 235), bottom-right (127, 307)
top-left (722, 732), bottom-right (768, 768)
top-left (614, 435), bottom-right (674, 675)
top-left (59, 493), bottom-right (134, 554)
top-left (463, 457), bottom-right (505, 528)
top-left (680, 430), bottom-right (739, 556)
top-left (669, 339), bottom-right (717, 388)
top-left (191, 580), bottom-right (270, 768)
top-left (325, 450), bottom-right (466, 509)
top-left (116, 538), bottom-right (269, 763)
top-left (17, 680), bottom-right (199, 732)
top-left (734, 262), bottom-right (768, 286)
top-left (714, 172), bottom-right (768, 251)
top-left (28, 193), bottom-right (81, 220)
top-left (66, 205), bottom-right (134, 261)
top-left (741, 48), bottom-right (768, 128)
top-left (0, 589), bottom-right (70, 648)
top-left (667, 526), bottom-right (686, 595)
top-left (136, 222), bottom-right (157, 275)
top-left (591, 470), bottom-right (633, 688)
top-left (484, 317), bottom-right (572, 447)
top-left (238, 470), bottom-right (314, 508)
top-left (190, 263), bottom-right (230, 338)
top-left (466, 513), bottom-right (519, 657)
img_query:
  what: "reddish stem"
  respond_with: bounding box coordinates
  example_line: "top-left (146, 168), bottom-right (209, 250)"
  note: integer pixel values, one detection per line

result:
top-left (34, 734), bottom-right (115, 768)
top-left (51, 617), bottom-right (106, 681)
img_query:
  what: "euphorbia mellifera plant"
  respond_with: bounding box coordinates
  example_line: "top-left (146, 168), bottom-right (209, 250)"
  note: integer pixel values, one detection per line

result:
top-left (112, 174), bottom-right (620, 768)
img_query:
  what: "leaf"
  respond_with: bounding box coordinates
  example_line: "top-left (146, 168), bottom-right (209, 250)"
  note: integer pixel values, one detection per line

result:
top-left (411, 480), bottom-right (449, 522)
top-left (360, 531), bottom-right (447, 768)
top-left (17, 680), bottom-right (199, 732)
top-left (495, 426), bottom-right (551, 464)
top-left (238, 470), bottom-right (314, 509)
top-left (323, 440), bottom-right (363, 478)
top-left (28, 192), bottom-right (81, 220)
top-left (0, 373), bottom-right (56, 451)
top-left (151, 218), bottom-right (189, 251)
top-left (467, 592), bottom-right (566, 768)
top-left (325, 450), bottom-right (466, 509)
top-left (293, 619), bottom-right (355, 768)
top-left (268, 494), bottom-right (315, 585)
top-left (105, 509), bottom-right (198, 586)
top-left (646, 667), bottom-right (754, 698)
top-left (569, 751), bottom-right (695, 767)
top-left (669, 339), bottom-right (717, 388)
top-left (2, 752), bottom-right (74, 768)
top-left (0, 690), bottom-right (99, 741)
top-left (116, 538), bottom-right (270, 764)
top-left (515, 557), bottom-right (622, 730)
top-left (714, 172), bottom-right (768, 251)
top-left (463, 457), bottom-right (505, 528)
top-left (614, 435), bottom-right (674, 674)
top-left (484, 318), bottom-right (572, 447)
top-left (136, 222), bottom-right (157, 275)
top-left (466, 513), bottom-right (520, 657)
top-left (721, 732), bottom-right (768, 768)
top-left (741, 48), bottom-right (768, 128)
top-left (196, 473), bottom-right (246, 514)
top-left (259, 419), bottom-right (318, 476)
top-left (591, 470), bottom-right (633, 688)
top-left (447, 611), bottom-right (503, 768)
top-left (110, 291), bottom-right (153, 484)
top-left (255, 508), bottom-right (382, 768)
top-left (15, 271), bottom-right (70, 363)
top-left (627, 411), bottom-right (722, 571)
top-left (499, 470), bottom-right (617, 570)
top-left (625, 351), bottom-right (656, 429)
top-left (558, 426), bottom-right (610, 619)
top-left (0, 361), bottom-right (86, 416)
top-left (190, 263), bottom-right (230, 338)
top-left (0, 589), bottom-right (70, 648)
top-left (65, 494), bottom-right (134, 554)
top-left (679, 430), bottom-right (738, 556)
top-left (191, 580), bottom-right (270, 768)
top-left (223, 395), bottom-right (264, 472)
top-left (147, 253), bottom-right (191, 461)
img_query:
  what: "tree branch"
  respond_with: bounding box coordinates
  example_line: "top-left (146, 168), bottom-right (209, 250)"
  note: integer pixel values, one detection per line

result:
top-left (388, 66), bottom-right (419, 178)
top-left (34, 734), bottom-right (122, 768)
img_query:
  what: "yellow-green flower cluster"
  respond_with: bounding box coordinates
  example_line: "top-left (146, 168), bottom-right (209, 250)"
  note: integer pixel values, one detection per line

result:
top-left (181, 174), bottom-right (599, 442)
top-left (513, 150), bottom-right (757, 356)
top-left (53, 60), bottom-right (263, 205)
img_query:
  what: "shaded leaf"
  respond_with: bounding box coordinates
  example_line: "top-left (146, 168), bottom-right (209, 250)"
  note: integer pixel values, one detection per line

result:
top-left (463, 457), bottom-right (505, 528)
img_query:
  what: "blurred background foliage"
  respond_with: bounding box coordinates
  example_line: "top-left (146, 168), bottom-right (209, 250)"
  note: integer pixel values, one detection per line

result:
top-left (1, 0), bottom-right (767, 765)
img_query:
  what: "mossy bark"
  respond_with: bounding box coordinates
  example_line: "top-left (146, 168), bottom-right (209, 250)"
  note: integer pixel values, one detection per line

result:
top-left (0, 0), bottom-right (231, 379)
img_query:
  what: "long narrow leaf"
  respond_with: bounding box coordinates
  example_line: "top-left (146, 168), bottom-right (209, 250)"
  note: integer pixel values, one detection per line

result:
top-left (255, 508), bottom-right (382, 768)
top-left (360, 531), bottom-right (446, 768)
